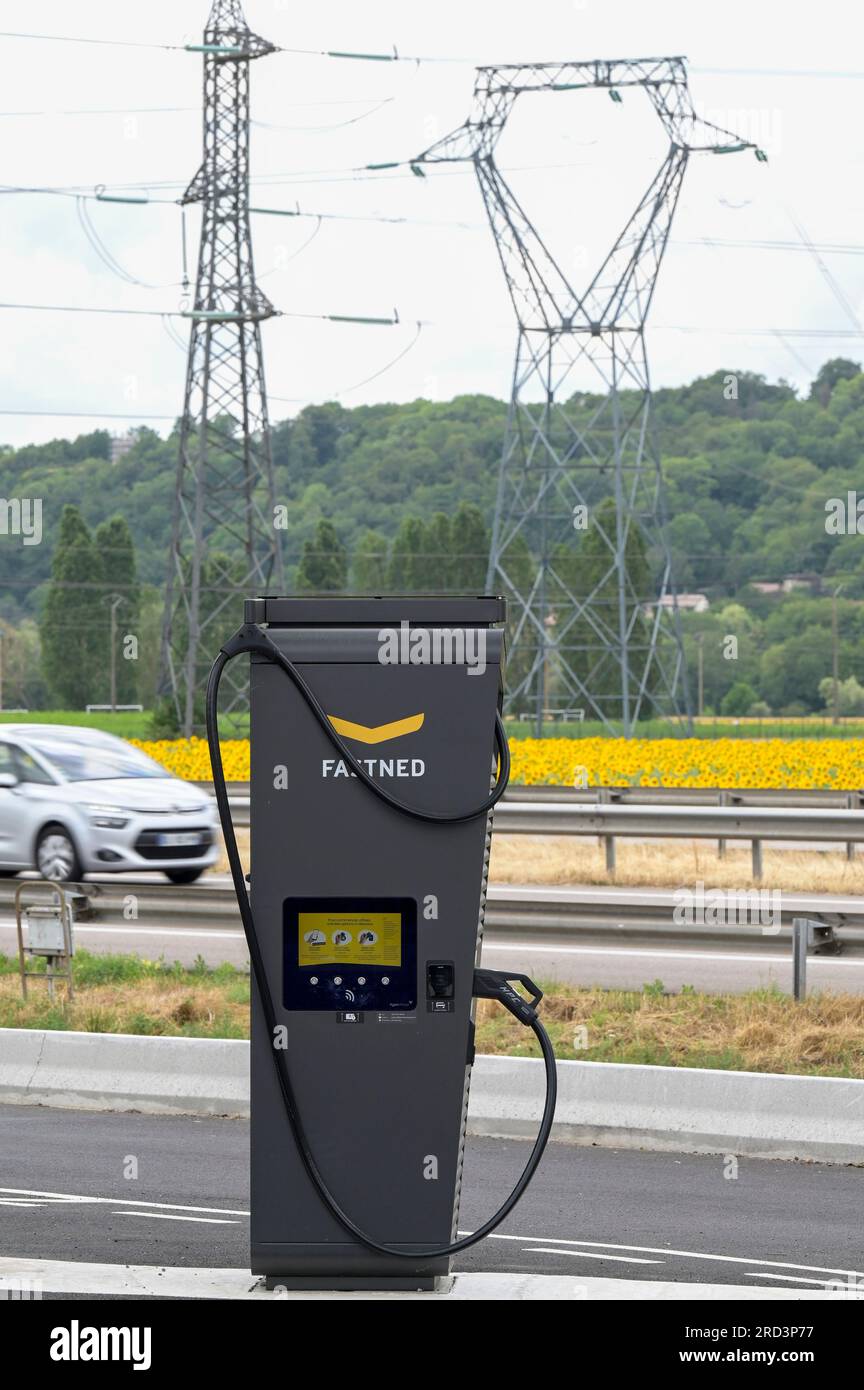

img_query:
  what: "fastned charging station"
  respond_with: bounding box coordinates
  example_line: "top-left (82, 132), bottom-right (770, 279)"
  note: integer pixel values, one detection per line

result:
top-left (207, 595), bottom-right (557, 1291)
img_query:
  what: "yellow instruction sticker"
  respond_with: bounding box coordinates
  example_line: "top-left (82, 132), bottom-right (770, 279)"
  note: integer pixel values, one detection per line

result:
top-left (298, 911), bottom-right (402, 967)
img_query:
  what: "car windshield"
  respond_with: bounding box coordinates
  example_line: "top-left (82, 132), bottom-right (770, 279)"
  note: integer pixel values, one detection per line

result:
top-left (26, 739), bottom-right (169, 782)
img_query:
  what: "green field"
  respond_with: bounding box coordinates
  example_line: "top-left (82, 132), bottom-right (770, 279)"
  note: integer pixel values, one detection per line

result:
top-left (0, 709), bottom-right (155, 739)
top-left (4, 709), bottom-right (864, 745)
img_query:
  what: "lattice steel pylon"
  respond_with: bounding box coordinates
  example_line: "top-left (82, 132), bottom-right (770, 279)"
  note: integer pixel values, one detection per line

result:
top-left (160, 0), bottom-right (282, 734)
top-left (413, 58), bottom-right (761, 734)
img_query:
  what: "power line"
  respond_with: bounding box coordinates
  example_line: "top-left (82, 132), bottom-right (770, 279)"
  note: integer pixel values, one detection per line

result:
top-left (75, 196), bottom-right (181, 289)
top-left (0, 98), bottom-right (390, 118)
top-left (273, 44), bottom-right (471, 65)
top-left (0, 30), bottom-right (181, 50)
top-left (0, 105), bottom-right (197, 118)
top-left (680, 236), bottom-right (864, 257)
top-left (270, 321), bottom-right (424, 401)
top-left (0, 28), bottom-right (475, 64)
top-left (2, 298), bottom-right (863, 345)
top-left (658, 325), bottom-right (864, 339)
top-left (257, 217), bottom-right (323, 280)
top-left (0, 301), bottom-right (178, 317)
top-left (0, 300), bottom-right (406, 324)
top-left (0, 158), bottom-right (614, 198)
top-left (785, 209), bottom-right (862, 332)
top-left (692, 65), bottom-right (864, 79)
top-left (0, 409), bottom-right (174, 420)
top-left (8, 182), bottom-right (864, 259)
top-left (2, 31), bottom-right (860, 79)
top-left (251, 98), bottom-right (395, 133)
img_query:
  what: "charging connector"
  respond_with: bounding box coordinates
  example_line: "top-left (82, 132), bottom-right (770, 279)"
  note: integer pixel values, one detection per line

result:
top-left (473, 968), bottom-right (543, 1026)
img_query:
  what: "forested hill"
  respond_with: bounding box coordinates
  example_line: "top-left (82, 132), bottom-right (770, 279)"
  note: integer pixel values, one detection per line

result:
top-left (1, 358), bottom-right (863, 625)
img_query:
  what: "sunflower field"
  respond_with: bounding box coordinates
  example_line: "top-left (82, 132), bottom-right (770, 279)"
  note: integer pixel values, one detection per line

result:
top-left (132, 734), bottom-right (864, 791)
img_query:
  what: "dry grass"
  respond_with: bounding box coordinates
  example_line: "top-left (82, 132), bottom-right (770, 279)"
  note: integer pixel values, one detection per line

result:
top-left (3, 950), bottom-right (862, 1076)
top-left (489, 835), bottom-right (864, 893)
top-left (475, 983), bottom-right (864, 1077)
top-left (0, 951), bottom-right (249, 1039)
top-left (217, 829), bottom-right (864, 894)
top-left (215, 828), bottom-right (249, 876)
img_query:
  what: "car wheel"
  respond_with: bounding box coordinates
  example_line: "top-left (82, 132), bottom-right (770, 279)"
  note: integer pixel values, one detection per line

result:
top-left (35, 825), bottom-right (83, 882)
top-left (164, 868), bottom-right (205, 885)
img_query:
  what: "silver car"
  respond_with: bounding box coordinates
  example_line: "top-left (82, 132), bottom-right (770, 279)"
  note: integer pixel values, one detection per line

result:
top-left (0, 724), bottom-right (219, 883)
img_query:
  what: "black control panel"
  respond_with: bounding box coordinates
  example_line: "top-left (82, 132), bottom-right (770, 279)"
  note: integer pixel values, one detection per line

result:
top-left (283, 896), bottom-right (417, 1012)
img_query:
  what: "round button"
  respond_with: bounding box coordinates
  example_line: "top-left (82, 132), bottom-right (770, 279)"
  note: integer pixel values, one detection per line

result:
top-left (310, 976), bottom-right (318, 985)
top-left (333, 976), bottom-right (342, 986)
top-left (357, 976), bottom-right (366, 985)
top-left (382, 976), bottom-right (390, 986)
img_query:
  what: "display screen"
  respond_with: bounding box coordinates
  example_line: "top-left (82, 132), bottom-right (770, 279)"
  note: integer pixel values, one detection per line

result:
top-left (284, 897), bottom-right (417, 1012)
top-left (298, 910), bottom-right (402, 968)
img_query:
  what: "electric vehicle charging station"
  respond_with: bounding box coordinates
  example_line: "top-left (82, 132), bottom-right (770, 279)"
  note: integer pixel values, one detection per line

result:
top-left (207, 595), bottom-right (556, 1291)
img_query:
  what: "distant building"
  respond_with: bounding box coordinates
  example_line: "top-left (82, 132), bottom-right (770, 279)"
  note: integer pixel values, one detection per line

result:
top-left (660, 593), bottom-right (710, 613)
top-left (110, 431), bottom-right (137, 465)
top-left (645, 593), bottom-right (710, 617)
top-left (749, 575), bottom-right (820, 597)
top-left (782, 572), bottom-right (820, 594)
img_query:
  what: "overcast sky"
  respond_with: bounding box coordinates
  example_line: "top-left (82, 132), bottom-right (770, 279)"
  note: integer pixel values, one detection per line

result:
top-left (1, 0), bottom-right (862, 446)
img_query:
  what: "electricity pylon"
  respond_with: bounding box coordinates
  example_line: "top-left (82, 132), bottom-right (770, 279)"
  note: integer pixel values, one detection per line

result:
top-left (413, 58), bottom-right (761, 734)
top-left (160, 0), bottom-right (282, 734)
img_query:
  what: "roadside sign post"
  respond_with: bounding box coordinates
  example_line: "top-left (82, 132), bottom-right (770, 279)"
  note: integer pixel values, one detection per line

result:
top-left (16, 881), bottom-right (76, 1002)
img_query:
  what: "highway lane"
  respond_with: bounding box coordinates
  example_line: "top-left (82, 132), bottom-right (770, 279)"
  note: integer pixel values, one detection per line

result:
top-left (0, 1105), bottom-right (862, 1296)
top-left (3, 910), bottom-right (864, 993)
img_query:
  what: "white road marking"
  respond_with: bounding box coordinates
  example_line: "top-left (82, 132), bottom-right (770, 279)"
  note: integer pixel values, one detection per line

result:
top-left (0, 1196), bottom-right (87, 1207)
top-left (746, 1272), bottom-right (856, 1288)
top-left (0, 922), bottom-right (246, 941)
top-left (0, 1186), bottom-right (247, 1217)
top-left (4, 1187), bottom-right (858, 1284)
top-left (483, 941), bottom-right (864, 966)
top-left (524, 1247), bottom-right (662, 1265)
top-left (113, 1211), bottom-right (239, 1225)
top-left (477, 1231), bottom-right (864, 1280)
top-left (1, 920), bottom-right (859, 965)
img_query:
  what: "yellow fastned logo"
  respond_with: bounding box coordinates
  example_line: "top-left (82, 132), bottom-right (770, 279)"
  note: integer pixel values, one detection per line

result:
top-left (326, 712), bottom-right (424, 745)
top-left (322, 712), bottom-right (425, 778)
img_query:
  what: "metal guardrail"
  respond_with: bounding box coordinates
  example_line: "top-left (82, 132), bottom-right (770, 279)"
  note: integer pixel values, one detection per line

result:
top-left (494, 801), bottom-right (864, 879)
top-left (0, 880), bottom-right (861, 951)
top-left (199, 782), bottom-right (864, 879)
top-left (195, 780), bottom-right (864, 809)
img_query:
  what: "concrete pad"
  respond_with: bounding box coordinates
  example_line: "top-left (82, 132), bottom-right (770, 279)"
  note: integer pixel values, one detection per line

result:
top-left (0, 1255), bottom-right (859, 1300)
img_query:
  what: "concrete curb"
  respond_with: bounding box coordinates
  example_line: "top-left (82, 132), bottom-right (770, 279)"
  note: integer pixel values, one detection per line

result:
top-left (0, 1029), bottom-right (248, 1118)
top-left (1, 1028), bottom-right (862, 1164)
top-left (471, 1055), bottom-right (864, 1165)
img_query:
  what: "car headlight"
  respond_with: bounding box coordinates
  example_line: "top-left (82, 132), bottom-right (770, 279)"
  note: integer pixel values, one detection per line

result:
top-left (83, 803), bottom-right (131, 828)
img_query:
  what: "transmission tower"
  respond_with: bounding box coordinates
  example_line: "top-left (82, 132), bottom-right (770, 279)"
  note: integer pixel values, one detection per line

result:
top-left (160, 0), bottom-right (282, 734)
top-left (413, 58), bottom-right (761, 734)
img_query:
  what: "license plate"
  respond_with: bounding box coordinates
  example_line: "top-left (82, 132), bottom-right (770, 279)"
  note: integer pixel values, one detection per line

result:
top-left (156, 832), bottom-right (203, 847)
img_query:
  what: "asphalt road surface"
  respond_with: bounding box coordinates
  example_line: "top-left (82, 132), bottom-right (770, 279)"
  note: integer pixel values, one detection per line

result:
top-left (0, 1105), bottom-right (861, 1298)
top-left (3, 911), bottom-right (863, 995)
